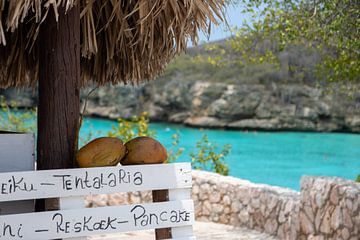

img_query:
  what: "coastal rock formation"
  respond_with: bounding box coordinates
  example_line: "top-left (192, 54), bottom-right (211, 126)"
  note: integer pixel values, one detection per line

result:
top-left (1, 80), bottom-right (359, 132)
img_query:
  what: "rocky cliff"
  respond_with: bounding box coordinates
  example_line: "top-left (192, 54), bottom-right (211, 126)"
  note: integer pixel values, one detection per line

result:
top-left (2, 80), bottom-right (359, 132)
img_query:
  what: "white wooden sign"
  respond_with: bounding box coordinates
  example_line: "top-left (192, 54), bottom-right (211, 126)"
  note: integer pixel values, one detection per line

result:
top-left (0, 133), bottom-right (35, 172)
top-left (0, 200), bottom-right (194, 240)
top-left (0, 133), bottom-right (35, 215)
top-left (0, 163), bottom-right (191, 202)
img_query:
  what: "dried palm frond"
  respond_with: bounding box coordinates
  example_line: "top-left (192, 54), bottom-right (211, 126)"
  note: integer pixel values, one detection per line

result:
top-left (0, 0), bottom-right (225, 88)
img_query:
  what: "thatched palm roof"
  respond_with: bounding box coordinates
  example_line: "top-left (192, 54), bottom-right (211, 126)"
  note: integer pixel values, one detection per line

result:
top-left (0, 0), bottom-right (224, 88)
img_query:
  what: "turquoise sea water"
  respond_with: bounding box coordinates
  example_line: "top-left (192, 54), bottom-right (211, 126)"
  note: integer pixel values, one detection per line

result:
top-left (80, 117), bottom-right (360, 191)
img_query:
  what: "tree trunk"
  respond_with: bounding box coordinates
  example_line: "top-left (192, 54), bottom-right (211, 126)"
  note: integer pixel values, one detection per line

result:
top-left (36, 5), bottom-right (80, 211)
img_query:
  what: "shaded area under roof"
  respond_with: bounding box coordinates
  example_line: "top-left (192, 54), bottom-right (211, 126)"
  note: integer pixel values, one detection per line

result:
top-left (0, 0), bottom-right (224, 88)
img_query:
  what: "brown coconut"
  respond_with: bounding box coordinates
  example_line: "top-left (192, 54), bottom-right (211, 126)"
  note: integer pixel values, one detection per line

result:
top-left (121, 136), bottom-right (167, 165)
top-left (76, 137), bottom-right (126, 168)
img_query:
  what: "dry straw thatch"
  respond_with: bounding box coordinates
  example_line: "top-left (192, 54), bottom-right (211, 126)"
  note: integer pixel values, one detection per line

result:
top-left (0, 0), bottom-right (224, 88)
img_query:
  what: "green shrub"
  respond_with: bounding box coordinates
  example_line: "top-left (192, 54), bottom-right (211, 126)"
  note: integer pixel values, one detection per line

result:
top-left (190, 134), bottom-right (231, 176)
top-left (107, 112), bottom-right (155, 142)
top-left (356, 175), bottom-right (360, 183)
top-left (0, 96), bottom-right (36, 132)
top-left (166, 132), bottom-right (185, 163)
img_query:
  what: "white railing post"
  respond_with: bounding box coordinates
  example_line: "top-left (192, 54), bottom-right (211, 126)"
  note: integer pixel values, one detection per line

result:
top-left (0, 133), bottom-right (35, 215)
top-left (59, 197), bottom-right (86, 240)
top-left (168, 164), bottom-right (196, 240)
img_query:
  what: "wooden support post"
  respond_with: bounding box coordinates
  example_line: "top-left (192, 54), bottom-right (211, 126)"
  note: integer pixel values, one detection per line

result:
top-left (152, 189), bottom-right (172, 239)
top-left (36, 4), bottom-right (80, 212)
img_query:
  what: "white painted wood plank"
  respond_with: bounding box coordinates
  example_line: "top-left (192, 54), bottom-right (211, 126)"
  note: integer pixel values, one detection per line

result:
top-left (60, 197), bottom-right (85, 210)
top-left (0, 163), bottom-right (191, 202)
top-left (60, 197), bottom-right (86, 240)
top-left (0, 133), bottom-right (35, 215)
top-left (0, 200), bottom-right (194, 240)
top-left (169, 188), bottom-right (195, 240)
top-left (0, 133), bottom-right (35, 172)
top-left (169, 189), bottom-right (191, 202)
top-left (171, 226), bottom-right (195, 239)
top-left (170, 237), bottom-right (196, 240)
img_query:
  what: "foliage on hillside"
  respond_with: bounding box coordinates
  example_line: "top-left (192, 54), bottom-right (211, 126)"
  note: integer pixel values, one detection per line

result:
top-left (160, 52), bottom-right (279, 85)
top-left (160, 0), bottom-right (359, 92)
top-left (207, 0), bottom-right (359, 90)
top-left (161, 42), bottom-right (322, 87)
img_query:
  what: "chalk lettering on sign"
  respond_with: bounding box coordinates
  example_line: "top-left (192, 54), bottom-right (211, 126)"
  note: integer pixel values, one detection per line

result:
top-left (52, 175), bottom-right (72, 190)
top-left (40, 183), bottom-right (55, 186)
top-left (0, 176), bottom-right (36, 195)
top-left (160, 211), bottom-right (168, 221)
top-left (117, 220), bottom-right (129, 224)
top-left (74, 171), bottom-right (91, 189)
top-left (118, 169), bottom-right (143, 185)
top-left (34, 229), bottom-right (49, 232)
top-left (170, 210), bottom-right (190, 223)
top-left (52, 169), bottom-right (143, 191)
top-left (133, 172), bottom-right (143, 185)
top-left (0, 222), bottom-right (23, 238)
top-left (130, 205), bottom-right (191, 227)
top-left (17, 224), bottom-right (23, 238)
top-left (107, 173), bottom-right (116, 187)
top-left (51, 213), bottom-right (129, 234)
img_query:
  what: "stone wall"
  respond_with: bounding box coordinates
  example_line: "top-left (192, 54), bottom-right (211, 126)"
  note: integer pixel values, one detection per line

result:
top-left (85, 171), bottom-right (360, 240)
top-left (191, 171), bottom-right (300, 239)
top-left (299, 177), bottom-right (360, 240)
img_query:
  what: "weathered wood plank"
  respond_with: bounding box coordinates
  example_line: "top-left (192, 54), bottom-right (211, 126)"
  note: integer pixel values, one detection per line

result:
top-left (0, 200), bottom-right (194, 240)
top-left (0, 163), bottom-right (191, 202)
